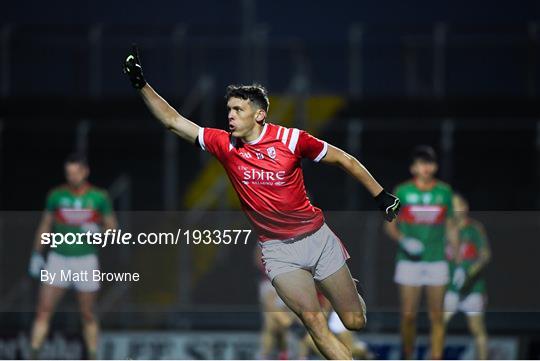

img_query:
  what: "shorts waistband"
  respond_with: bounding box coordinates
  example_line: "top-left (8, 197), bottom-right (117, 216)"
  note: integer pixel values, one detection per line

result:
top-left (259, 223), bottom-right (325, 247)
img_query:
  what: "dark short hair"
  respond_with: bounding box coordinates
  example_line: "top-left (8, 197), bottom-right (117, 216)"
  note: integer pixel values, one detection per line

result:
top-left (411, 145), bottom-right (437, 163)
top-left (65, 152), bottom-right (88, 167)
top-left (225, 84), bottom-right (269, 112)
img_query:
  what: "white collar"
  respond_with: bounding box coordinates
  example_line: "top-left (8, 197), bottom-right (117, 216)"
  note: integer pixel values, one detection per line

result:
top-left (245, 123), bottom-right (268, 145)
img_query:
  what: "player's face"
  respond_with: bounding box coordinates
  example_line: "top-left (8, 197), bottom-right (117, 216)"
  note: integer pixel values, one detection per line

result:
top-left (410, 159), bottom-right (437, 181)
top-left (65, 162), bottom-right (89, 188)
top-left (453, 196), bottom-right (469, 218)
top-left (227, 97), bottom-right (263, 138)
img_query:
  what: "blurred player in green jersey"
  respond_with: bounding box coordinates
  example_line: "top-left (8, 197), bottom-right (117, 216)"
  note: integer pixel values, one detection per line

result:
top-left (444, 194), bottom-right (491, 360)
top-left (385, 146), bottom-right (458, 359)
top-left (28, 154), bottom-right (117, 359)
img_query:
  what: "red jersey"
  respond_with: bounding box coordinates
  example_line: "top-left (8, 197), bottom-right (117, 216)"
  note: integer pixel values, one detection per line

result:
top-left (198, 122), bottom-right (327, 241)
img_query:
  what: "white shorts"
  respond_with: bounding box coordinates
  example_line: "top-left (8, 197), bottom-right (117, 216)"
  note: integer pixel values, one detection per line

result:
top-left (394, 260), bottom-right (449, 286)
top-left (260, 223), bottom-right (350, 282)
top-left (259, 278), bottom-right (287, 309)
top-left (45, 252), bottom-right (100, 292)
top-left (328, 311), bottom-right (347, 334)
top-left (445, 291), bottom-right (485, 315)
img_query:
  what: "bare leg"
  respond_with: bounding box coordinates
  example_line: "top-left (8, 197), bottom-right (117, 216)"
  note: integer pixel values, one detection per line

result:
top-left (426, 285), bottom-right (446, 359)
top-left (260, 313), bottom-right (277, 359)
top-left (260, 285), bottom-right (292, 359)
top-left (30, 284), bottom-right (67, 358)
top-left (299, 333), bottom-right (322, 359)
top-left (399, 285), bottom-right (422, 359)
top-left (336, 332), bottom-right (372, 360)
top-left (77, 291), bottom-right (99, 360)
top-left (316, 264), bottom-right (366, 331)
top-left (273, 269), bottom-right (351, 360)
top-left (467, 314), bottom-right (488, 360)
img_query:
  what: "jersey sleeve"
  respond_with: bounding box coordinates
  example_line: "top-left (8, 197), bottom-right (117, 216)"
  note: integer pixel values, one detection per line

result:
top-left (98, 191), bottom-right (113, 216)
top-left (473, 222), bottom-right (488, 249)
top-left (197, 127), bottom-right (231, 159)
top-left (45, 190), bottom-right (58, 211)
top-left (295, 130), bottom-right (328, 162)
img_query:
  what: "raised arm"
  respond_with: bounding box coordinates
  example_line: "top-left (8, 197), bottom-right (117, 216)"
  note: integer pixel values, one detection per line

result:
top-left (123, 45), bottom-right (199, 143)
top-left (321, 144), bottom-right (400, 221)
top-left (139, 84), bottom-right (199, 142)
top-left (321, 144), bottom-right (383, 196)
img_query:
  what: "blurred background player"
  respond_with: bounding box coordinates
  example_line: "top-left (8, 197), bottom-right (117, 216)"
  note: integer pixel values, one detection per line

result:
top-left (27, 153), bottom-right (117, 359)
top-left (384, 145), bottom-right (457, 359)
top-left (124, 46), bottom-right (400, 360)
top-left (444, 194), bottom-right (491, 360)
top-left (255, 247), bottom-right (293, 359)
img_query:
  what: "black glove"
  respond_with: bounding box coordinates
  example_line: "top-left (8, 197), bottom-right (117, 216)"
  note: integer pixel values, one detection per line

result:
top-left (374, 189), bottom-right (400, 222)
top-left (123, 44), bottom-right (147, 89)
top-left (459, 269), bottom-right (481, 296)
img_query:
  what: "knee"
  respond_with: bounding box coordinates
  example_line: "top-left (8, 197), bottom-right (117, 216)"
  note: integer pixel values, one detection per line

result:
top-left (35, 304), bottom-right (54, 322)
top-left (342, 311), bottom-right (366, 331)
top-left (429, 310), bottom-right (444, 325)
top-left (401, 311), bottom-right (417, 324)
top-left (80, 308), bottom-right (96, 323)
top-left (300, 312), bottom-right (328, 334)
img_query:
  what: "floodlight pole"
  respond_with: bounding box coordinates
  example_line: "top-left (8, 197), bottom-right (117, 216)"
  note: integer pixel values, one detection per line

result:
top-left (172, 24), bottom-right (186, 97)
top-left (440, 118), bottom-right (455, 184)
top-left (346, 120), bottom-right (363, 210)
top-left (241, 0), bottom-right (256, 82)
top-left (1, 24), bottom-right (12, 97)
top-left (253, 24), bottom-right (269, 85)
top-left (433, 22), bottom-right (447, 98)
top-left (537, 121), bottom-right (540, 209)
top-left (404, 37), bottom-right (419, 97)
top-left (88, 24), bottom-right (103, 99)
top-left (75, 119), bottom-right (91, 156)
top-left (348, 24), bottom-right (364, 98)
top-left (528, 22), bottom-right (538, 97)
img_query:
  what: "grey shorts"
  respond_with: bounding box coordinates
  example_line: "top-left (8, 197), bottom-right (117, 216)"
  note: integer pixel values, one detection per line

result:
top-left (45, 252), bottom-right (100, 292)
top-left (260, 223), bottom-right (350, 282)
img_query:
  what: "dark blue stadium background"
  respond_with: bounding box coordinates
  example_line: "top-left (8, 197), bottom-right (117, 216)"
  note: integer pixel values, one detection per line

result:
top-left (1, 0), bottom-right (540, 359)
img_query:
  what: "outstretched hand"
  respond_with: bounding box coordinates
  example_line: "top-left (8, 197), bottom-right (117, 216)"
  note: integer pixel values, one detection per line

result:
top-left (375, 190), bottom-right (401, 222)
top-left (123, 44), bottom-right (147, 89)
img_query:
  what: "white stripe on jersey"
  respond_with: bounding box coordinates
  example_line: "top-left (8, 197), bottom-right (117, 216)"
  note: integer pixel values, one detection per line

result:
top-left (288, 128), bottom-right (300, 153)
top-left (246, 123), bottom-right (268, 145)
top-left (281, 128), bottom-right (290, 144)
top-left (314, 141), bottom-right (328, 162)
top-left (276, 126), bottom-right (283, 139)
top-left (198, 127), bottom-right (206, 151)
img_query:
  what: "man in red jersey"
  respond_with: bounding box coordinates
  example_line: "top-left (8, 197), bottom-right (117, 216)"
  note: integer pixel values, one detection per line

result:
top-left (123, 46), bottom-right (400, 360)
